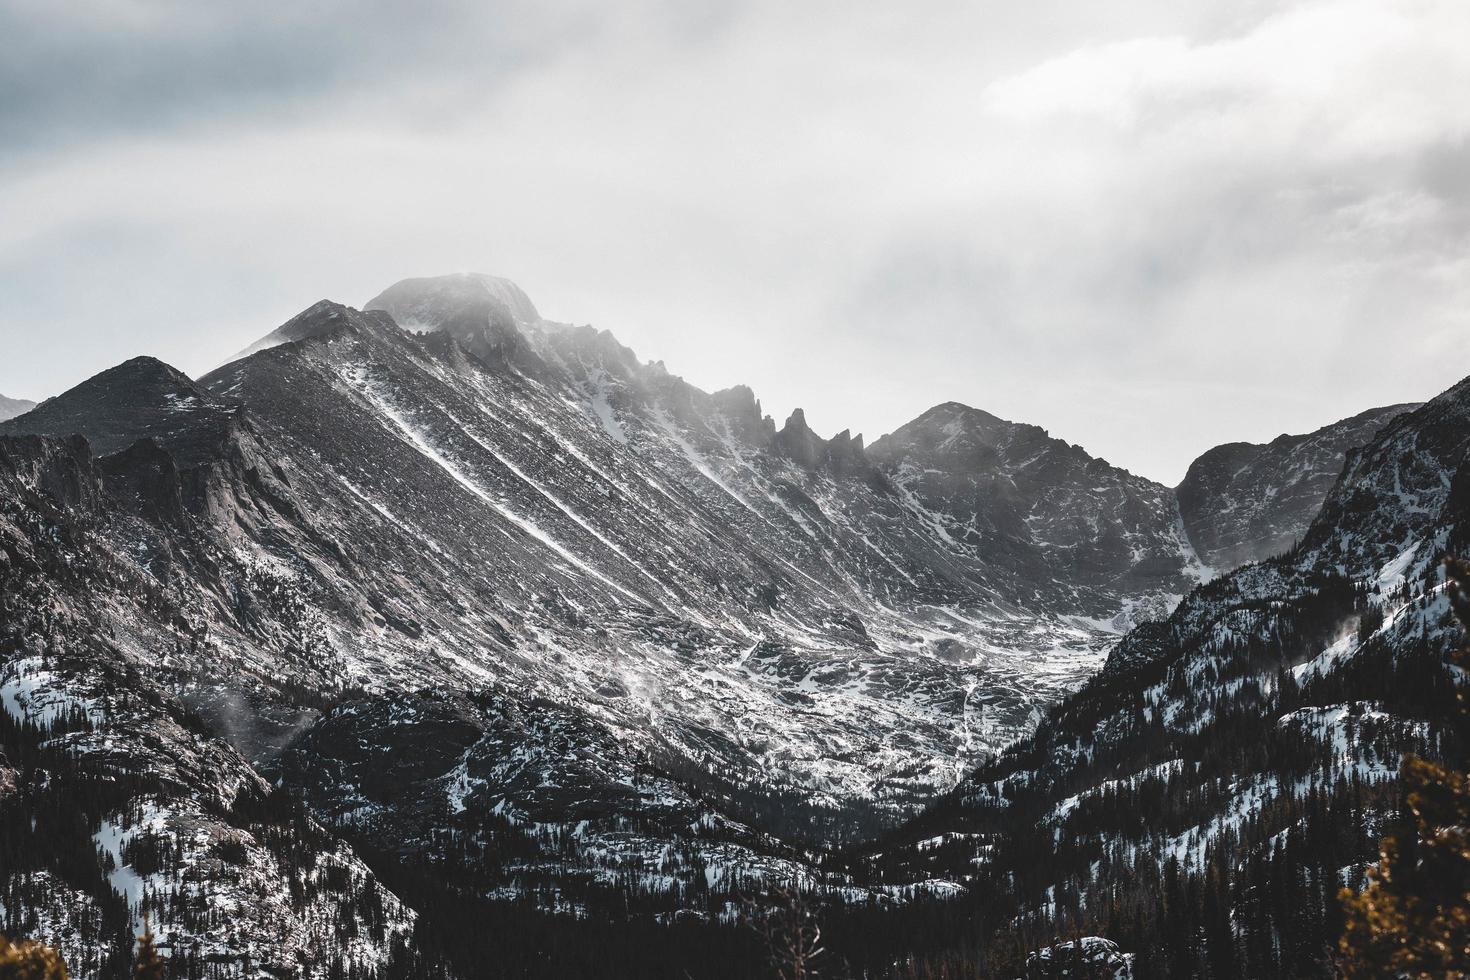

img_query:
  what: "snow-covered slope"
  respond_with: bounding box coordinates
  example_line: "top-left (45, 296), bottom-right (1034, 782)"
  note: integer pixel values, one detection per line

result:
top-left (866, 378), bottom-right (1470, 977)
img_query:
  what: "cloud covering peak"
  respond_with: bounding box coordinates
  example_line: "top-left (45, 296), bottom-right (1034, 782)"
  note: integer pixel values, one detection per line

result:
top-left (1, 0), bottom-right (1466, 482)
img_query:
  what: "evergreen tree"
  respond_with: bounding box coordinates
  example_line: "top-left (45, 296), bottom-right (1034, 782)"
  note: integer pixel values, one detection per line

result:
top-left (132, 925), bottom-right (165, 980)
top-left (1339, 558), bottom-right (1470, 976)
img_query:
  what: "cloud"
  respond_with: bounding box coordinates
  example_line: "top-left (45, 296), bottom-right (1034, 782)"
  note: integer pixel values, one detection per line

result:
top-left (0, 0), bottom-right (1466, 483)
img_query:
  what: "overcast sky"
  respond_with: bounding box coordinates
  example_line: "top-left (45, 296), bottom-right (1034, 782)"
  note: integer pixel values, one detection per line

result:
top-left (2, 0), bottom-right (1468, 484)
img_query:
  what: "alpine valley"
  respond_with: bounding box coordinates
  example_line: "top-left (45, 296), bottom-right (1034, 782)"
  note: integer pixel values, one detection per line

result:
top-left (0, 273), bottom-right (1459, 978)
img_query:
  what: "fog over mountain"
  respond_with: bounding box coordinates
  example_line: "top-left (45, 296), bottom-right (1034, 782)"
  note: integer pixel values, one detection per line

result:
top-left (3, 1), bottom-right (1467, 484)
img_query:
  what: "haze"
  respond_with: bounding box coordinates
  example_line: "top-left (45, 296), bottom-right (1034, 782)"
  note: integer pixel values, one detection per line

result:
top-left (2, 0), bottom-right (1467, 484)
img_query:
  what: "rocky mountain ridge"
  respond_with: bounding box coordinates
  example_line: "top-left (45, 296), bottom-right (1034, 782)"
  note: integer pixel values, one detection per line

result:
top-left (0, 272), bottom-right (1434, 977)
top-left (859, 372), bottom-right (1470, 977)
top-left (1176, 403), bottom-right (1418, 571)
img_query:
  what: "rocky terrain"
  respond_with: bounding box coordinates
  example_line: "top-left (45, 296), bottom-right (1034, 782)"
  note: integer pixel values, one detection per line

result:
top-left (1176, 404), bottom-right (1416, 570)
top-left (863, 375), bottom-right (1470, 978)
top-left (0, 435), bottom-right (415, 978)
top-left (0, 273), bottom-right (1437, 977)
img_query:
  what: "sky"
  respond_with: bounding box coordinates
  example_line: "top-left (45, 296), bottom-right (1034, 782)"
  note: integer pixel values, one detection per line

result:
top-left (1, 0), bottom-right (1468, 485)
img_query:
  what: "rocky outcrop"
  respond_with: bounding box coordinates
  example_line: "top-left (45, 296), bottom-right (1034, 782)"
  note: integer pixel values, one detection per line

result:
top-left (869, 401), bottom-right (1200, 614)
top-left (1176, 403), bottom-right (1416, 570)
top-left (0, 355), bottom-right (241, 466)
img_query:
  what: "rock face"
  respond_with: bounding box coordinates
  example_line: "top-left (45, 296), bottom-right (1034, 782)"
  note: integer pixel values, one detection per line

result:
top-left (1176, 404), bottom-right (1417, 570)
top-left (1028, 938), bottom-right (1134, 979)
top-left (0, 357), bottom-right (241, 466)
top-left (1301, 377), bottom-right (1470, 575)
top-left (0, 434), bottom-right (414, 978)
top-left (870, 402), bottom-right (1203, 617)
top-left (365, 272), bottom-right (543, 372)
top-left (0, 394), bottom-right (36, 422)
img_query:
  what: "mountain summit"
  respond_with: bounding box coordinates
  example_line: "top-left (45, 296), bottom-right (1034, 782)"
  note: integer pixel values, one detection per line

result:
top-left (870, 400), bottom-right (1201, 606)
top-left (0, 355), bottom-right (241, 465)
top-left (365, 273), bottom-right (546, 371)
top-left (367, 272), bottom-right (542, 332)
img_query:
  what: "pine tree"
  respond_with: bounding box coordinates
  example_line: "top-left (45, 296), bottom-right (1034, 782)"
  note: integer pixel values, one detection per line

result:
top-left (132, 924), bottom-right (165, 980)
top-left (1339, 558), bottom-right (1470, 976)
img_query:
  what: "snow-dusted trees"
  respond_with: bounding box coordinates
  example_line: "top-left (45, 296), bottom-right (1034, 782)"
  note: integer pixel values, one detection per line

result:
top-left (1338, 557), bottom-right (1470, 977)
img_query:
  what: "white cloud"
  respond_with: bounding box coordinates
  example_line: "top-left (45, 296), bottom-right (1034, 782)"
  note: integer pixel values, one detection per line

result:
top-left (0, 0), bottom-right (1466, 483)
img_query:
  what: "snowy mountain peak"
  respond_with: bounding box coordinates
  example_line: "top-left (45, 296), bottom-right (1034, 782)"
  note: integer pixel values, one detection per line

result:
top-left (103, 357), bottom-right (203, 406)
top-left (100, 354), bottom-right (197, 388)
top-left (273, 299), bottom-right (385, 342)
top-left (871, 401), bottom-right (1037, 463)
top-left (869, 399), bottom-right (1203, 616)
top-left (224, 299), bottom-right (388, 366)
top-left (365, 273), bottom-right (544, 372)
top-left (366, 273), bottom-right (541, 331)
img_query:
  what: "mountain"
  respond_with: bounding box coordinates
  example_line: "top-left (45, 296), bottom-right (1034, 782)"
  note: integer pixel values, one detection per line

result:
top-left (1176, 404), bottom-right (1417, 571)
top-left (367, 273), bottom-right (545, 372)
top-left (870, 402), bottom-right (1203, 619)
top-left (855, 376), bottom-right (1470, 977)
top-left (0, 394), bottom-right (37, 422)
top-left (186, 280), bottom-right (1215, 824)
top-left (0, 272), bottom-right (1453, 977)
top-left (0, 274), bottom-right (1225, 975)
top-left (0, 357), bottom-right (244, 466)
top-left (0, 435), bottom-right (415, 978)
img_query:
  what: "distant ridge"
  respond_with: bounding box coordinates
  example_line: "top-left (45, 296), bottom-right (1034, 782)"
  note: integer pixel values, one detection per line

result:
top-left (0, 393), bottom-right (36, 422)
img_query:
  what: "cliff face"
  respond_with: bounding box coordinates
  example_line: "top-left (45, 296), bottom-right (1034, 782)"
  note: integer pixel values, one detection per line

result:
top-left (870, 401), bottom-right (1204, 618)
top-left (1176, 403), bottom-right (1417, 570)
